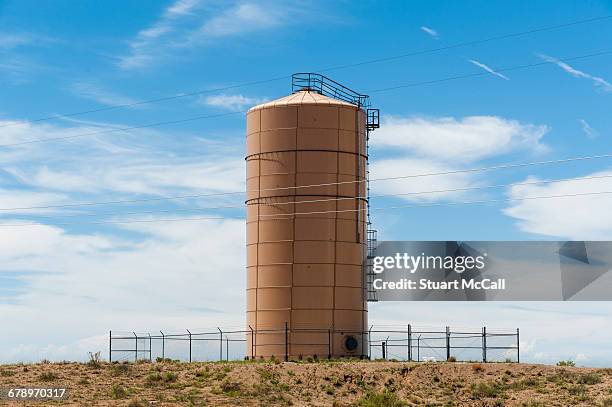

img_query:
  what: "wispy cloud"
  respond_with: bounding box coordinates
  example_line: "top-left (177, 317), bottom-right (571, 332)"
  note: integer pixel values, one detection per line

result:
top-left (202, 94), bottom-right (266, 110)
top-left (0, 114), bottom-right (247, 363)
top-left (468, 59), bottom-right (510, 80)
top-left (420, 26), bottom-right (439, 39)
top-left (70, 82), bottom-right (140, 107)
top-left (504, 170), bottom-right (612, 239)
top-left (538, 53), bottom-right (612, 92)
top-left (119, 1), bottom-right (299, 70)
top-left (198, 3), bottom-right (284, 38)
top-left (579, 119), bottom-right (599, 139)
top-left (118, 0), bottom-right (203, 69)
top-left (0, 33), bottom-right (34, 50)
top-left (371, 115), bottom-right (549, 202)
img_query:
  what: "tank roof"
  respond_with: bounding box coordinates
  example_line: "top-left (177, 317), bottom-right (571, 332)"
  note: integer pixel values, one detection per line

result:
top-left (248, 90), bottom-right (357, 112)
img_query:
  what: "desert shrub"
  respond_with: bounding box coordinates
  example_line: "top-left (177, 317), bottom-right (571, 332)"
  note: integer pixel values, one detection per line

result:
top-left (111, 384), bottom-right (128, 399)
top-left (577, 373), bottom-right (602, 385)
top-left (568, 384), bottom-right (587, 396)
top-left (127, 398), bottom-right (147, 407)
top-left (557, 360), bottom-right (576, 367)
top-left (0, 370), bottom-right (16, 377)
top-left (358, 390), bottom-right (407, 407)
top-left (472, 363), bottom-right (484, 373)
top-left (87, 351), bottom-right (102, 369)
top-left (602, 397), bottom-right (612, 407)
top-left (471, 382), bottom-right (506, 399)
top-left (146, 372), bottom-right (162, 385)
top-left (39, 371), bottom-right (58, 381)
top-left (220, 381), bottom-right (242, 396)
top-left (447, 356), bottom-right (457, 362)
top-left (111, 363), bottom-right (131, 376)
top-left (164, 371), bottom-right (178, 382)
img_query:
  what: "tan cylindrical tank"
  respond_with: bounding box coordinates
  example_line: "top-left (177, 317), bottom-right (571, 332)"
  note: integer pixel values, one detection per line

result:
top-left (246, 89), bottom-right (368, 359)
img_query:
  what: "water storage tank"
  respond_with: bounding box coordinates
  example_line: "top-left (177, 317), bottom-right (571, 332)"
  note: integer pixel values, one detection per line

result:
top-left (246, 80), bottom-right (371, 359)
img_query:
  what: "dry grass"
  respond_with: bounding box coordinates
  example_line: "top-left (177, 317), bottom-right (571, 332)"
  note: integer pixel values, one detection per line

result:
top-left (1, 360), bottom-right (611, 406)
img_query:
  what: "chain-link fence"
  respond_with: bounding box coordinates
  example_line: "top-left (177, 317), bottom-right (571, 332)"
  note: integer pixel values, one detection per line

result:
top-left (109, 325), bottom-right (519, 363)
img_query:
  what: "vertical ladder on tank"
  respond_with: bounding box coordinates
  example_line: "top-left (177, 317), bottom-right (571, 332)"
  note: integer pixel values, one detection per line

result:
top-left (365, 229), bottom-right (378, 302)
top-left (365, 109), bottom-right (380, 302)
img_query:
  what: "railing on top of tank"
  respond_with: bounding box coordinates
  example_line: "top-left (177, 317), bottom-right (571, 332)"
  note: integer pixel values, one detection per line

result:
top-left (291, 73), bottom-right (370, 108)
top-left (108, 325), bottom-right (520, 364)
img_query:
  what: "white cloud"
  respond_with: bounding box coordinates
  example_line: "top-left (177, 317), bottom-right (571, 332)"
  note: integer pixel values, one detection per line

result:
top-left (0, 33), bottom-right (34, 50)
top-left (373, 115), bottom-right (548, 163)
top-left (503, 170), bottom-right (612, 239)
top-left (199, 3), bottom-right (283, 38)
top-left (370, 158), bottom-right (476, 202)
top-left (370, 302), bottom-right (612, 366)
top-left (370, 115), bottom-right (549, 203)
top-left (468, 59), bottom-right (510, 80)
top-left (0, 114), bottom-right (249, 362)
top-left (118, 0), bottom-right (203, 69)
top-left (420, 26), bottom-right (439, 38)
top-left (538, 53), bottom-right (612, 92)
top-left (579, 119), bottom-right (599, 138)
top-left (0, 217), bottom-right (245, 362)
top-left (202, 94), bottom-right (266, 110)
top-left (0, 119), bottom-right (244, 196)
top-left (119, 1), bottom-right (297, 70)
top-left (70, 82), bottom-right (139, 107)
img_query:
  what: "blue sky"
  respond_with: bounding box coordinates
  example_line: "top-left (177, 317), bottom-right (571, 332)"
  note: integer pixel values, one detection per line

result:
top-left (1, 0), bottom-right (612, 365)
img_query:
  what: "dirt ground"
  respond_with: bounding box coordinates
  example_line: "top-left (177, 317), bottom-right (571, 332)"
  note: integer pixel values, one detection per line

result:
top-left (1, 360), bottom-right (611, 406)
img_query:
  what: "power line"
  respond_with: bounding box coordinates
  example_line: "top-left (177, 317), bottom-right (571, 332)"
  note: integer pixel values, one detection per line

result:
top-left (368, 50), bottom-right (612, 93)
top-left (1, 190), bottom-right (610, 227)
top-left (323, 15), bottom-right (612, 73)
top-left (1, 14), bottom-right (610, 130)
top-left (3, 49), bottom-right (610, 149)
top-left (3, 173), bottom-right (611, 219)
top-left (0, 110), bottom-right (245, 148)
top-left (1, 49), bottom-right (610, 148)
top-left (258, 190), bottom-right (612, 218)
top-left (1, 152), bottom-right (611, 212)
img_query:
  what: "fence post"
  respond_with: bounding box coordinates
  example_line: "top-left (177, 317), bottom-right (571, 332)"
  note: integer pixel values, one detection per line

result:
top-left (226, 336), bottom-right (229, 361)
top-left (133, 332), bottom-right (138, 362)
top-left (417, 335), bottom-right (421, 362)
top-left (328, 328), bottom-right (332, 360)
top-left (407, 324), bottom-right (412, 361)
top-left (109, 331), bottom-right (112, 363)
top-left (284, 322), bottom-right (289, 362)
top-left (516, 328), bottom-right (520, 363)
top-left (249, 325), bottom-right (255, 360)
top-left (483, 326), bottom-right (487, 363)
top-left (160, 331), bottom-right (165, 360)
top-left (446, 326), bottom-right (451, 361)
top-left (368, 325), bottom-right (373, 360)
top-left (148, 333), bottom-right (152, 362)
top-left (217, 328), bottom-right (223, 361)
top-left (381, 341), bottom-right (386, 359)
top-left (187, 329), bottom-right (192, 363)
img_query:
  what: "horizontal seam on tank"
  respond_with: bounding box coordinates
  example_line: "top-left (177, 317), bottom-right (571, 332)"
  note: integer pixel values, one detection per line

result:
top-left (246, 264), bottom-right (364, 267)
top-left (246, 240), bottom-right (367, 244)
top-left (249, 126), bottom-right (360, 132)
top-left (248, 105), bottom-right (358, 112)
top-left (245, 200), bottom-right (368, 206)
top-left (246, 150), bottom-right (367, 159)
top-left (246, 285), bottom-right (364, 289)
top-left (246, 217), bottom-right (368, 222)
top-left (250, 308), bottom-right (366, 311)
top-left (246, 173), bottom-right (367, 179)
